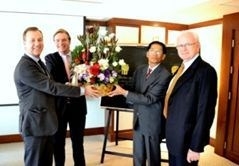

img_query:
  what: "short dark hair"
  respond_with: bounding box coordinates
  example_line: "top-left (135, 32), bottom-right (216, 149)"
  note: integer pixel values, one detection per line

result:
top-left (147, 41), bottom-right (167, 54)
top-left (53, 28), bottom-right (71, 41)
top-left (23, 26), bottom-right (42, 41)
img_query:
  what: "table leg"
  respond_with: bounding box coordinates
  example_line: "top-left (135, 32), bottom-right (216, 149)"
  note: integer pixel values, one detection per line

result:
top-left (115, 110), bottom-right (119, 145)
top-left (100, 109), bottom-right (112, 163)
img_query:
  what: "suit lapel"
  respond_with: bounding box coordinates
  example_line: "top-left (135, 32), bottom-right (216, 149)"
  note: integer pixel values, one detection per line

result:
top-left (55, 53), bottom-right (65, 69)
top-left (23, 54), bottom-right (45, 75)
top-left (171, 56), bottom-right (202, 95)
top-left (53, 52), bottom-right (69, 81)
top-left (141, 65), bottom-right (162, 92)
top-left (137, 66), bottom-right (148, 92)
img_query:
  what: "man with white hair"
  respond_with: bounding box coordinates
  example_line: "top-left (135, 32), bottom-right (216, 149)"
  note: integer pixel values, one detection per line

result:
top-left (164, 30), bottom-right (218, 166)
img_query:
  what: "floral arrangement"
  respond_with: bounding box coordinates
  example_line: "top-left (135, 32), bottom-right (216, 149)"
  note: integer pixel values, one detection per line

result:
top-left (71, 25), bottom-right (129, 95)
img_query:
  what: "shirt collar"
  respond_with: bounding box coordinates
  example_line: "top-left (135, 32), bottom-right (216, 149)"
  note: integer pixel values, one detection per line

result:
top-left (183, 54), bottom-right (199, 72)
top-left (149, 64), bottom-right (159, 72)
top-left (25, 53), bottom-right (40, 62)
top-left (59, 51), bottom-right (71, 57)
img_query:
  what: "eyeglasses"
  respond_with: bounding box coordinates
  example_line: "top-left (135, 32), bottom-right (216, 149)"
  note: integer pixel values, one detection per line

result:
top-left (176, 42), bottom-right (198, 48)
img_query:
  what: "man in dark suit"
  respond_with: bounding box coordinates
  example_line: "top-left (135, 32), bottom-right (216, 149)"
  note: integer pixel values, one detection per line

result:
top-left (108, 41), bottom-right (172, 166)
top-left (14, 27), bottom-right (99, 166)
top-left (45, 29), bottom-right (87, 166)
top-left (164, 30), bottom-right (218, 166)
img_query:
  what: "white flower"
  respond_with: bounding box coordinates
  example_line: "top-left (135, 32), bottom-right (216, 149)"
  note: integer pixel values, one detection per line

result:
top-left (103, 47), bottom-right (109, 54)
top-left (112, 61), bottom-right (118, 67)
top-left (98, 59), bottom-right (109, 70)
top-left (109, 77), bottom-right (115, 83)
top-left (85, 76), bottom-right (91, 83)
top-left (74, 64), bottom-right (88, 74)
top-left (119, 59), bottom-right (126, 66)
top-left (115, 46), bottom-right (122, 52)
top-left (109, 33), bottom-right (115, 39)
top-left (104, 36), bottom-right (110, 42)
top-left (89, 46), bottom-right (96, 53)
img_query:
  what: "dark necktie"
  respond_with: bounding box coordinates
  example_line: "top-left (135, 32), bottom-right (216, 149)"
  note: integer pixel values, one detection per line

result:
top-left (163, 63), bottom-right (184, 118)
top-left (38, 59), bottom-right (49, 76)
top-left (146, 68), bottom-right (152, 79)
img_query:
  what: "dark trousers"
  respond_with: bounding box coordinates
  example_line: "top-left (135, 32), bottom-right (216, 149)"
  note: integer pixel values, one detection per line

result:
top-left (53, 103), bottom-right (86, 166)
top-left (133, 128), bottom-right (162, 166)
top-left (169, 153), bottom-right (199, 166)
top-left (23, 135), bottom-right (53, 166)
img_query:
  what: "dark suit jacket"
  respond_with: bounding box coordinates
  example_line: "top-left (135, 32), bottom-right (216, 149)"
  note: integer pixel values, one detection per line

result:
top-left (126, 64), bottom-right (171, 137)
top-left (14, 55), bottom-right (82, 137)
top-left (166, 56), bottom-right (218, 155)
top-left (45, 52), bottom-right (87, 116)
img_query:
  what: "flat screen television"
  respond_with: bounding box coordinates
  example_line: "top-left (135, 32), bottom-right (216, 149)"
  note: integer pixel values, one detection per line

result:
top-left (100, 45), bottom-right (182, 109)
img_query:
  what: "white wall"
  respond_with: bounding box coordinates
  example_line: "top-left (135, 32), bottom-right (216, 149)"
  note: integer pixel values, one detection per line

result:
top-left (0, 99), bottom-right (105, 135)
top-left (190, 24), bottom-right (222, 138)
top-left (0, 10), bottom-right (105, 135)
top-left (0, 11), bottom-right (85, 104)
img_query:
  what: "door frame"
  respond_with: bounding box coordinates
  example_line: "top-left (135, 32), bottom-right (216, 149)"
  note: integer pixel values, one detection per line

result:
top-left (215, 12), bottom-right (239, 163)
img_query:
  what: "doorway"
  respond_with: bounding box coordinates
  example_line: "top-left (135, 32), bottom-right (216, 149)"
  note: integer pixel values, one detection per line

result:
top-left (215, 12), bottom-right (239, 164)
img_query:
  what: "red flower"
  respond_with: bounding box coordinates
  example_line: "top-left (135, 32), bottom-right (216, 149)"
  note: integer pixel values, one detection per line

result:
top-left (89, 63), bottom-right (100, 76)
top-left (89, 77), bottom-right (96, 84)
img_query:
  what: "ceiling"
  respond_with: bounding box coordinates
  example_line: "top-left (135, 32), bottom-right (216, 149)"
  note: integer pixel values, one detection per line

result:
top-left (65, 0), bottom-right (239, 24)
top-left (1, 0), bottom-right (239, 25)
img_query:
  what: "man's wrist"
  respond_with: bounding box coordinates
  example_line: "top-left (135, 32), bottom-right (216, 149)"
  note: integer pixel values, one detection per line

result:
top-left (123, 90), bottom-right (128, 97)
top-left (80, 87), bottom-right (85, 96)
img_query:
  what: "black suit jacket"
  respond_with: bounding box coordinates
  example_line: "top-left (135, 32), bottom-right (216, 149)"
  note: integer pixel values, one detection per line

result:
top-left (166, 56), bottom-right (218, 155)
top-left (45, 52), bottom-right (87, 116)
top-left (126, 64), bottom-right (171, 137)
top-left (14, 55), bottom-right (83, 137)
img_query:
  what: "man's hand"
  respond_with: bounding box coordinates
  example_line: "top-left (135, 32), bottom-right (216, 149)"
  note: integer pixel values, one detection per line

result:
top-left (107, 84), bottom-right (128, 97)
top-left (84, 85), bottom-right (100, 98)
top-left (187, 149), bottom-right (200, 163)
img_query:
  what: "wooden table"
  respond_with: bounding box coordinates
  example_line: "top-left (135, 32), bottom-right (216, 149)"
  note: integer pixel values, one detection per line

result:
top-left (100, 107), bottom-right (133, 163)
top-left (100, 106), bottom-right (168, 164)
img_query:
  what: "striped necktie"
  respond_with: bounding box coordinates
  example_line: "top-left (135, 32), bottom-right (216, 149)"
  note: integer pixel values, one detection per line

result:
top-left (146, 68), bottom-right (152, 79)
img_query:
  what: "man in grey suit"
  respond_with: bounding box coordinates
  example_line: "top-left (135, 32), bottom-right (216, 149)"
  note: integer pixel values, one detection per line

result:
top-left (164, 31), bottom-right (218, 166)
top-left (13, 26), bottom-right (99, 166)
top-left (108, 41), bottom-right (172, 166)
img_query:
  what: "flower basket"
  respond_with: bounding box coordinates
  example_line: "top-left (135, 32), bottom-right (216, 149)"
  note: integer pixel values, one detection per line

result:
top-left (71, 25), bottom-right (129, 93)
top-left (93, 83), bottom-right (114, 96)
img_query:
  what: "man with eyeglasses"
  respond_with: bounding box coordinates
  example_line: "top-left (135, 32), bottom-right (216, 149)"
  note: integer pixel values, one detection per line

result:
top-left (164, 30), bottom-right (218, 166)
top-left (108, 41), bottom-right (172, 166)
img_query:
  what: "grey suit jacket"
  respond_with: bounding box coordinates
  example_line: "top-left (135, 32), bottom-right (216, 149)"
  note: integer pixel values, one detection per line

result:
top-left (14, 55), bottom-right (82, 137)
top-left (126, 64), bottom-right (171, 136)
